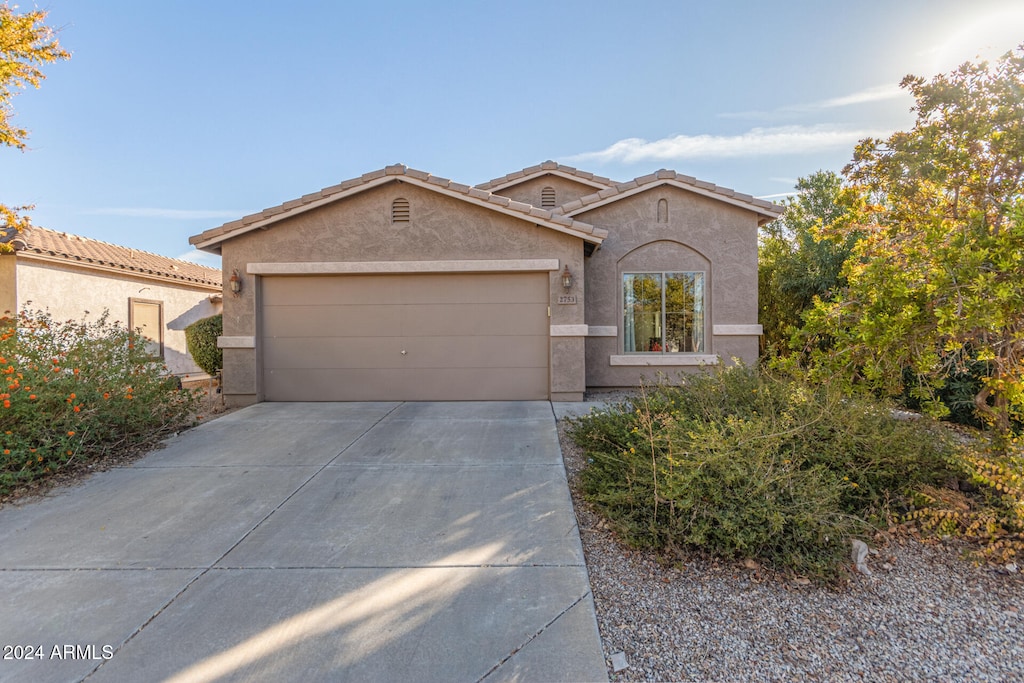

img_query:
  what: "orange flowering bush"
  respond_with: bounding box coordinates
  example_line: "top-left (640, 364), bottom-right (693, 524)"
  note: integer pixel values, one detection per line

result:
top-left (0, 309), bottom-right (200, 494)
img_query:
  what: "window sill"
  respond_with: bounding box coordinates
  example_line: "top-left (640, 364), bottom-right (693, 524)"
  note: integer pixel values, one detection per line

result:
top-left (610, 354), bottom-right (719, 366)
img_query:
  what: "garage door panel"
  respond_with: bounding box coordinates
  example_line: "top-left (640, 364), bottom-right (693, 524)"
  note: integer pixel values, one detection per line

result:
top-left (262, 337), bottom-right (403, 369)
top-left (265, 368), bottom-right (550, 402)
top-left (397, 273), bottom-right (549, 304)
top-left (263, 304), bottom-right (402, 337)
top-left (263, 335), bottom-right (547, 370)
top-left (262, 276), bottom-right (403, 306)
top-left (399, 303), bottom-right (547, 336)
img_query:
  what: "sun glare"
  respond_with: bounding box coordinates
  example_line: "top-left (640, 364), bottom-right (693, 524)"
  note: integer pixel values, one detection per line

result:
top-left (927, 7), bottom-right (1024, 72)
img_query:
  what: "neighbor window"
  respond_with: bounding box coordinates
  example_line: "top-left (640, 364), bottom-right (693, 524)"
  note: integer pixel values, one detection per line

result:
top-left (129, 298), bottom-right (164, 359)
top-left (622, 272), bottom-right (704, 353)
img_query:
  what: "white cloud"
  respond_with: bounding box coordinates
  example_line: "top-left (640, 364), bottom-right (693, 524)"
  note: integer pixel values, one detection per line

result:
top-left (83, 207), bottom-right (250, 220)
top-left (176, 250), bottom-right (221, 267)
top-left (722, 84), bottom-right (908, 119)
top-left (566, 125), bottom-right (889, 165)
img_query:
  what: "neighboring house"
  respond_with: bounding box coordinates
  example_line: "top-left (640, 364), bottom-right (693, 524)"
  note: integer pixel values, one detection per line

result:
top-left (188, 161), bottom-right (782, 405)
top-left (1, 226), bottom-right (223, 378)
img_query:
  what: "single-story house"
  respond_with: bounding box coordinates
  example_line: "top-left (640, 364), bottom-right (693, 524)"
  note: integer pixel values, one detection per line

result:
top-left (1, 226), bottom-right (223, 378)
top-left (188, 162), bottom-right (782, 405)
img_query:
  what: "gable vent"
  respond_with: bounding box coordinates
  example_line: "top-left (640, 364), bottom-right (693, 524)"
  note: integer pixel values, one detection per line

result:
top-left (657, 198), bottom-right (669, 223)
top-left (541, 186), bottom-right (556, 208)
top-left (391, 198), bottom-right (410, 223)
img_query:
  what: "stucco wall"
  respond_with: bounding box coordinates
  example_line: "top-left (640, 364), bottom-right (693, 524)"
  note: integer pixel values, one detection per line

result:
top-left (219, 181), bottom-right (587, 404)
top-left (490, 176), bottom-right (606, 210)
top-left (15, 259), bottom-right (222, 377)
top-left (578, 186), bottom-right (761, 387)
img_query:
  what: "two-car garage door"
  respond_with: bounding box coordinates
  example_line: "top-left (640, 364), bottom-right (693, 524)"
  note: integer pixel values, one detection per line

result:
top-left (260, 272), bottom-right (550, 401)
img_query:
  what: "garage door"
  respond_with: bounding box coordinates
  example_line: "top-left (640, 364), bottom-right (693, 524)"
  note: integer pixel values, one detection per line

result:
top-left (261, 272), bottom-right (550, 401)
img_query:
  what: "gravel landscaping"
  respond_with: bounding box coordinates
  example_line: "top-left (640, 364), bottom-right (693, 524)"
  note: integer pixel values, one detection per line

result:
top-left (556, 417), bottom-right (1024, 682)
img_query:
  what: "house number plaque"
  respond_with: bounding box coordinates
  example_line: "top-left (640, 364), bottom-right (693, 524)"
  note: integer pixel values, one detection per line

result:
top-left (557, 295), bottom-right (577, 305)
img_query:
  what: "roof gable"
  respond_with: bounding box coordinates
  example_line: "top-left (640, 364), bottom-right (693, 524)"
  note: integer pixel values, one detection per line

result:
top-left (190, 164), bottom-right (607, 254)
top-left (6, 226), bottom-right (221, 289)
top-left (558, 169), bottom-right (784, 226)
top-left (475, 160), bottom-right (616, 193)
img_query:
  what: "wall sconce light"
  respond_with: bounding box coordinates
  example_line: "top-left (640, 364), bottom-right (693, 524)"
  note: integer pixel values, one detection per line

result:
top-left (229, 269), bottom-right (242, 296)
top-left (561, 265), bottom-right (573, 290)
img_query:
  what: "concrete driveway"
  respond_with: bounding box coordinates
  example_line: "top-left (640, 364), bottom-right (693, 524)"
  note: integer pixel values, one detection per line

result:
top-left (0, 402), bottom-right (608, 683)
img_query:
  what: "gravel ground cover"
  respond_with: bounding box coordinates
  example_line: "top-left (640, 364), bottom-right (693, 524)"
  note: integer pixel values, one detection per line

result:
top-left (556, 416), bottom-right (1024, 682)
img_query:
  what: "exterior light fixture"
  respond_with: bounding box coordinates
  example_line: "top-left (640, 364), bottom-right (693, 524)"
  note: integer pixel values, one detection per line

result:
top-left (229, 269), bottom-right (242, 296)
top-left (561, 265), bottom-right (573, 290)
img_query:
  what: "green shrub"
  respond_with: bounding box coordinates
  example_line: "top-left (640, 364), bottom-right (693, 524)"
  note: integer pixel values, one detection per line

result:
top-left (185, 314), bottom-right (222, 375)
top-left (0, 309), bottom-right (201, 494)
top-left (570, 364), bottom-right (957, 580)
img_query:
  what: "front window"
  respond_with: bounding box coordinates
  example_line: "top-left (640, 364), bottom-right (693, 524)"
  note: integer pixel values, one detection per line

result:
top-left (623, 272), bottom-right (704, 353)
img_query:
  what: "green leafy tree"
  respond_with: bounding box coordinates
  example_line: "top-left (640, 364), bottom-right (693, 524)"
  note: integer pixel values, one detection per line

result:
top-left (0, 2), bottom-right (70, 249)
top-left (804, 46), bottom-right (1024, 432)
top-left (758, 171), bottom-right (865, 351)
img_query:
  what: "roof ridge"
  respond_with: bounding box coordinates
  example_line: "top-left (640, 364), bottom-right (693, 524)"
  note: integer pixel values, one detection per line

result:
top-left (474, 160), bottom-right (617, 191)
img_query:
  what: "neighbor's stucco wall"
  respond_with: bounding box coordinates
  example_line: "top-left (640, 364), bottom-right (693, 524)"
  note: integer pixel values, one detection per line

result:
top-left (578, 186), bottom-right (761, 387)
top-left (489, 175), bottom-right (607, 210)
top-left (15, 259), bottom-right (222, 376)
top-left (218, 181), bottom-right (587, 405)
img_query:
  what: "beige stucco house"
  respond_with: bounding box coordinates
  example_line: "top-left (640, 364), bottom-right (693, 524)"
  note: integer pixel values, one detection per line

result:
top-left (189, 162), bottom-right (782, 405)
top-left (1, 226), bottom-right (223, 378)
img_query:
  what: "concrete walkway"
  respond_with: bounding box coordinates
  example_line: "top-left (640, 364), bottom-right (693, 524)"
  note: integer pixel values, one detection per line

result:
top-left (0, 402), bottom-right (608, 682)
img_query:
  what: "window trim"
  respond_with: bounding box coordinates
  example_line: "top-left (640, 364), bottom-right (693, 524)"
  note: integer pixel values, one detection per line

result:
top-left (621, 270), bottom-right (706, 354)
top-left (128, 297), bottom-right (164, 359)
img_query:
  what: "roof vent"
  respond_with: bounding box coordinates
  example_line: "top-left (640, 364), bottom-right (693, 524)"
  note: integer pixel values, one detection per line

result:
top-left (541, 186), bottom-right (556, 209)
top-left (391, 198), bottom-right (410, 223)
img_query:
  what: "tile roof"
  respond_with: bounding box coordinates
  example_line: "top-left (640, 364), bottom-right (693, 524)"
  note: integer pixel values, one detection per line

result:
top-left (190, 164), bottom-right (608, 253)
top-left (557, 169), bottom-right (784, 226)
top-left (4, 226), bottom-right (222, 289)
top-left (474, 160), bottom-right (617, 192)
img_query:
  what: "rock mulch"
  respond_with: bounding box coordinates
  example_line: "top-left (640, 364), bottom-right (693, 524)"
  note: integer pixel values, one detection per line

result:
top-left (556, 419), bottom-right (1024, 682)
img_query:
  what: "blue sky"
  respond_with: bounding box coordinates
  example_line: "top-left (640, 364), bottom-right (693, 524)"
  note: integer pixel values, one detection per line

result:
top-left (3, 0), bottom-right (1023, 268)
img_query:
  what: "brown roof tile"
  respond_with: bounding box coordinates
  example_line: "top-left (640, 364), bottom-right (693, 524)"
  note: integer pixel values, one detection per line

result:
top-left (189, 164), bottom-right (606, 251)
top-left (12, 227), bottom-right (221, 288)
top-left (560, 170), bottom-right (784, 225)
top-left (474, 161), bottom-right (616, 191)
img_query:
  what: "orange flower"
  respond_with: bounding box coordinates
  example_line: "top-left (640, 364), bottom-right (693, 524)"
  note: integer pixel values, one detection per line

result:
top-left (103, 392), bottom-right (110, 400)
top-left (67, 431), bottom-right (75, 437)
top-left (2, 400), bottom-right (9, 409)
top-left (3, 449), bottom-right (9, 455)
top-left (73, 368), bottom-right (80, 375)
top-left (73, 405), bottom-right (81, 413)
top-left (29, 394), bottom-right (36, 400)
top-left (69, 393), bottom-right (76, 400)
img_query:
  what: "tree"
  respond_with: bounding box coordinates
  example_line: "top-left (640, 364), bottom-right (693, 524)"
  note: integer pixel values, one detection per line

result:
top-left (803, 46), bottom-right (1024, 432)
top-left (0, 2), bottom-right (69, 250)
top-left (758, 171), bottom-right (865, 351)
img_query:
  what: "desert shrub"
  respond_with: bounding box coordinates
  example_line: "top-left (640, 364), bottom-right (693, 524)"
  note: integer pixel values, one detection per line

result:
top-left (0, 309), bottom-right (200, 494)
top-left (908, 437), bottom-right (1024, 565)
top-left (569, 364), bottom-right (956, 580)
top-left (185, 314), bottom-right (222, 375)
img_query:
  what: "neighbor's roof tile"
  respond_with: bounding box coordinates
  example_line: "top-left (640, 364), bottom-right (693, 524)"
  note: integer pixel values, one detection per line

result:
top-left (11, 227), bottom-right (221, 288)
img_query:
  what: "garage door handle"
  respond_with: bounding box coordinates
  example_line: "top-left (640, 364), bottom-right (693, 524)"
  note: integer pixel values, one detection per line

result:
top-left (401, 350), bottom-right (407, 355)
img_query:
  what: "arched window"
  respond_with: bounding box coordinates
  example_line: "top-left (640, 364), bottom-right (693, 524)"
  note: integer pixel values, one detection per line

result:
top-left (541, 186), bottom-right (556, 208)
top-left (657, 198), bottom-right (669, 223)
top-left (391, 198), bottom-right (410, 223)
